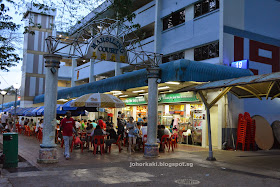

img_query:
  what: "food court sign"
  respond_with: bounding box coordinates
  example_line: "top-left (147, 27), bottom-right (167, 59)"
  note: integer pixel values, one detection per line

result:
top-left (86, 35), bottom-right (128, 63)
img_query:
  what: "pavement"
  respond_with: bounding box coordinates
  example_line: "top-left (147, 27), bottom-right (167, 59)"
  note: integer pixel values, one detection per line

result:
top-left (1, 134), bottom-right (280, 186)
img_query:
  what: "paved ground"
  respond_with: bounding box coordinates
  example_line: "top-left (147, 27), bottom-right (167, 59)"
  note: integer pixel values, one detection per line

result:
top-left (1, 134), bottom-right (280, 186)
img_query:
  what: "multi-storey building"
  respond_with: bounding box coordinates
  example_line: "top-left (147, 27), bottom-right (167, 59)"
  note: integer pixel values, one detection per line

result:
top-left (20, 0), bottom-right (280, 149)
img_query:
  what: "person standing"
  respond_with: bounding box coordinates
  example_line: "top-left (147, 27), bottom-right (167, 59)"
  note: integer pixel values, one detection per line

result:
top-left (137, 113), bottom-right (144, 123)
top-left (127, 116), bottom-right (137, 154)
top-left (7, 113), bottom-right (13, 131)
top-left (117, 113), bottom-right (126, 139)
top-left (60, 111), bottom-right (75, 160)
top-left (0, 112), bottom-right (8, 132)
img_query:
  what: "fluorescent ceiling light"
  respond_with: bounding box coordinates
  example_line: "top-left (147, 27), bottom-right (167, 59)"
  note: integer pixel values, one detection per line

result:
top-left (158, 86), bottom-right (170, 90)
top-left (119, 95), bottom-right (128, 98)
top-left (139, 93), bottom-right (148, 95)
top-left (132, 90), bottom-right (145, 93)
top-left (135, 96), bottom-right (143, 99)
top-left (166, 81), bottom-right (180, 85)
top-left (111, 90), bottom-right (122, 93)
top-left (113, 92), bottom-right (123, 95)
top-left (169, 90), bottom-right (173, 92)
top-left (58, 99), bottom-right (68, 102)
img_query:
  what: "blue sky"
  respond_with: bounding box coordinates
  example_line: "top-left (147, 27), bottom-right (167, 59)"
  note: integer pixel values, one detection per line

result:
top-left (0, 0), bottom-right (103, 89)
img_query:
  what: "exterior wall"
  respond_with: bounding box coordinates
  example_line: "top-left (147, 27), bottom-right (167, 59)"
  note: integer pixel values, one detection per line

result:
top-left (222, 0), bottom-right (280, 148)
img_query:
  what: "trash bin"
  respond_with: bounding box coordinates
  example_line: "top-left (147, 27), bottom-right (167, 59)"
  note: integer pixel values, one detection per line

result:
top-left (3, 133), bottom-right (18, 168)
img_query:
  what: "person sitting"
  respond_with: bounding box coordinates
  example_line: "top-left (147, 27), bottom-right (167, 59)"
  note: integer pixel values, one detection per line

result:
top-left (27, 119), bottom-right (35, 131)
top-left (157, 125), bottom-right (165, 143)
top-left (98, 116), bottom-right (106, 129)
top-left (104, 126), bottom-right (118, 153)
top-left (163, 125), bottom-right (171, 138)
top-left (36, 119), bottom-right (44, 133)
top-left (91, 120), bottom-right (97, 129)
top-left (75, 119), bottom-right (81, 130)
top-left (86, 123), bottom-right (94, 134)
top-left (91, 125), bottom-right (106, 152)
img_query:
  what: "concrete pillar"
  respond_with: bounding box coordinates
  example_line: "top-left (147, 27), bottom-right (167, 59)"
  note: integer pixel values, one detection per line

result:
top-left (89, 59), bottom-right (96, 82)
top-left (38, 54), bottom-right (62, 164)
top-left (154, 0), bottom-right (162, 57)
top-left (144, 67), bottom-right (160, 157)
top-left (71, 58), bottom-right (77, 87)
top-left (115, 62), bottom-right (122, 76)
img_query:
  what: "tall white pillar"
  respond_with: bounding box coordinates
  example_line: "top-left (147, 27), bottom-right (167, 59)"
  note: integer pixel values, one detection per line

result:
top-left (38, 54), bottom-right (62, 163)
top-left (71, 58), bottom-right (77, 87)
top-left (89, 59), bottom-right (96, 82)
top-left (144, 67), bottom-right (160, 157)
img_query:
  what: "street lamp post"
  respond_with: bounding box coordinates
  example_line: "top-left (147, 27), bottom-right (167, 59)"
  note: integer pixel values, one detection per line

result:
top-left (1, 91), bottom-right (7, 113)
top-left (13, 83), bottom-right (20, 132)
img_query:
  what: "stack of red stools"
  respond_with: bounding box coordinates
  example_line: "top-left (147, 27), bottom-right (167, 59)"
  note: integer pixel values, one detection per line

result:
top-left (236, 112), bottom-right (256, 151)
top-left (244, 112), bottom-right (256, 151)
top-left (236, 114), bottom-right (247, 151)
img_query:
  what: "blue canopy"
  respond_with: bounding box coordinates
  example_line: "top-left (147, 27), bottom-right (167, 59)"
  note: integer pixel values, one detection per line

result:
top-left (61, 100), bottom-right (78, 111)
top-left (37, 105), bottom-right (67, 116)
top-left (3, 106), bottom-right (13, 113)
top-left (17, 108), bottom-right (33, 116)
top-left (25, 107), bottom-right (41, 117)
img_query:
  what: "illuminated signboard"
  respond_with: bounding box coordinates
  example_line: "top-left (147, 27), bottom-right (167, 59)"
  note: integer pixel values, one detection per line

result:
top-left (86, 35), bottom-right (128, 63)
top-left (231, 60), bottom-right (249, 69)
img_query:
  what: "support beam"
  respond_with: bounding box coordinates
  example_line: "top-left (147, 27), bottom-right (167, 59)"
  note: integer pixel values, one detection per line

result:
top-left (208, 87), bottom-right (232, 109)
top-left (198, 91), bottom-right (216, 161)
top-left (38, 54), bottom-right (62, 164)
top-left (266, 81), bottom-right (275, 100)
top-left (271, 92), bottom-right (280, 100)
top-left (236, 86), bottom-right (262, 100)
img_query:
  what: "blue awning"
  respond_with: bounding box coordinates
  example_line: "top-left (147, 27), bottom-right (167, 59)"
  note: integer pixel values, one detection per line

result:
top-left (0, 100), bottom-right (20, 110)
top-left (62, 100), bottom-right (78, 111)
top-left (3, 106), bottom-right (13, 113)
top-left (17, 108), bottom-right (32, 116)
top-left (25, 107), bottom-right (42, 117)
top-left (33, 59), bottom-right (253, 104)
top-left (37, 105), bottom-right (67, 116)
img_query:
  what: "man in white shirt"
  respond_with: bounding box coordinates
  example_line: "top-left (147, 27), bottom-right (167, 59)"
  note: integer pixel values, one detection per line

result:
top-left (164, 125), bottom-right (171, 138)
top-left (1, 112), bottom-right (8, 130)
top-left (19, 117), bottom-right (25, 127)
top-left (140, 123), bottom-right (148, 142)
top-left (75, 120), bottom-right (81, 129)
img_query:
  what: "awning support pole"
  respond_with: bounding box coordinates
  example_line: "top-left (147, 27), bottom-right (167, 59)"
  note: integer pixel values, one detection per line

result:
top-left (198, 91), bottom-right (216, 161)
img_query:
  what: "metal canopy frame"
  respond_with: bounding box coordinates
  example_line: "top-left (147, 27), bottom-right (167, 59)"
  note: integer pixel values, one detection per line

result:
top-left (177, 72), bottom-right (280, 161)
top-left (45, 18), bottom-right (162, 67)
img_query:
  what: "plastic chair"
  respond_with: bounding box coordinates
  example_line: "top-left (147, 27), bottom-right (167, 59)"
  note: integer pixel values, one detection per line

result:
top-left (108, 135), bottom-right (122, 153)
top-left (25, 126), bottom-right (32, 136)
top-left (236, 114), bottom-right (247, 151)
top-left (160, 135), bottom-right (170, 152)
top-left (93, 135), bottom-right (105, 155)
top-left (37, 128), bottom-right (43, 142)
top-left (142, 134), bottom-right (147, 152)
top-left (169, 134), bottom-right (176, 151)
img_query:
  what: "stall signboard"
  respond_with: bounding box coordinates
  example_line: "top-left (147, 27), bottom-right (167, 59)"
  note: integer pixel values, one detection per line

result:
top-left (158, 92), bottom-right (199, 103)
top-left (86, 35), bottom-right (128, 63)
top-left (123, 92), bottom-right (199, 105)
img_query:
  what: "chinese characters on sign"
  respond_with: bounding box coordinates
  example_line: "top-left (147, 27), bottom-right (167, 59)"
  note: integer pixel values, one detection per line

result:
top-left (86, 35), bottom-right (128, 63)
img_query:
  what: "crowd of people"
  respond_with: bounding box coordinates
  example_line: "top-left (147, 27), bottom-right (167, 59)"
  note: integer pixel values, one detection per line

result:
top-left (1, 110), bottom-right (177, 160)
top-left (0, 112), bottom-right (44, 134)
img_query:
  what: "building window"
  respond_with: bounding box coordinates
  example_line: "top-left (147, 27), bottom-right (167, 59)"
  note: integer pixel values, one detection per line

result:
top-left (194, 0), bottom-right (219, 18)
top-left (194, 42), bottom-right (219, 61)
top-left (162, 51), bottom-right (185, 63)
top-left (163, 9), bottom-right (185, 31)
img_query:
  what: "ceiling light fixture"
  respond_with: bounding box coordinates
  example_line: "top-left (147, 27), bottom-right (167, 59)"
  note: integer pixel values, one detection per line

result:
top-left (111, 90), bottom-right (122, 93)
top-left (132, 90), bottom-right (145, 93)
top-left (158, 86), bottom-right (170, 90)
top-left (135, 96), bottom-right (144, 99)
top-left (113, 92), bottom-right (123, 96)
top-left (119, 95), bottom-right (128, 98)
top-left (166, 81), bottom-right (180, 85)
top-left (139, 93), bottom-right (148, 95)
